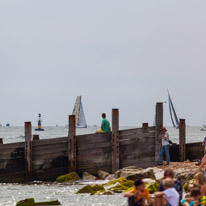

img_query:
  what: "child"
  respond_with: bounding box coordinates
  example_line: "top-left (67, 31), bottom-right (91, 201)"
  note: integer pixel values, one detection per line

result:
top-left (124, 179), bottom-right (153, 206)
top-left (190, 188), bottom-right (206, 206)
top-left (155, 178), bottom-right (180, 206)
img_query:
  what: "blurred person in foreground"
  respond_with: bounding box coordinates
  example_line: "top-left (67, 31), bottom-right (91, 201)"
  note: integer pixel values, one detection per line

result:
top-left (124, 179), bottom-right (153, 206)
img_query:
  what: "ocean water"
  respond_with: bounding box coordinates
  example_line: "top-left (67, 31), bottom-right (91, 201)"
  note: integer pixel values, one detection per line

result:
top-left (0, 126), bottom-right (205, 206)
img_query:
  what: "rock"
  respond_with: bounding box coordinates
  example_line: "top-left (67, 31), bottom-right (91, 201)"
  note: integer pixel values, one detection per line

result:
top-left (35, 200), bottom-right (61, 205)
top-left (98, 170), bottom-right (110, 179)
top-left (16, 198), bottom-right (35, 206)
top-left (95, 191), bottom-right (114, 195)
top-left (143, 178), bottom-right (160, 194)
top-left (56, 172), bottom-right (80, 183)
top-left (106, 174), bottom-right (116, 180)
top-left (82, 172), bottom-right (97, 181)
top-left (174, 169), bottom-right (196, 185)
top-left (114, 167), bottom-right (156, 181)
top-left (105, 177), bottom-right (127, 186)
top-left (152, 167), bottom-right (164, 181)
top-left (109, 180), bottom-right (134, 193)
top-left (183, 179), bottom-right (196, 193)
top-left (16, 199), bottom-right (61, 206)
top-left (76, 184), bottom-right (105, 195)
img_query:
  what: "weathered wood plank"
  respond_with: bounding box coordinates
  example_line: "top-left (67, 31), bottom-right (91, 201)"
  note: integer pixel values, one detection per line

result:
top-left (119, 127), bottom-right (155, 136)
top-left (33, 151), bottom-right (67, 161)
top-left (119, 132), bottom-right (155, 140)
top-left (32, 137), bottom-right (67, 146)
top-left (77, 141), bottom-right (111, 151)
top-left (0, 142), bottom-right (24, 150)
top-left (76, 133), bottom-right (112, 145)
top-left (120, 138), bottom-right (155, 147)
top-left (0, 147), bottom-right (24, 156)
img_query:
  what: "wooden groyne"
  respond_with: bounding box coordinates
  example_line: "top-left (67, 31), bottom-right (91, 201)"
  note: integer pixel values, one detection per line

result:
top-left (0, 103), bottom-right (203, 182)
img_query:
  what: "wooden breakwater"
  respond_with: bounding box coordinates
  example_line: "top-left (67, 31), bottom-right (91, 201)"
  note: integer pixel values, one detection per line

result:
top-left (0, 103), bottom-right (203, 183)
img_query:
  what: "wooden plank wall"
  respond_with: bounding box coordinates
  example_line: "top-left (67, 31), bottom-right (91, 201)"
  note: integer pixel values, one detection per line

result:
top-left (119, 127), bottom-right (156, 168)
top-left (0, 142), bottom-right (25, 182)
top-left (32, 137), bottom-right (68, 181)
top-left (76, 133), bottom-right (112, 175)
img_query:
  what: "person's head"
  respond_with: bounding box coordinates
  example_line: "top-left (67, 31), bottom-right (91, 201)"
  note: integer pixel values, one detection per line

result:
top-left (194, 172), bottom-right (206, 186)
top-left (161, 127), bottom-right (167, 133)
top-left (164, 168), bottom-right (174, 179)
top-left (163, 178), bottom-right (174, 189)
top-left (102, 113), bottom-right (106, 119)
top-left (190, 188), bottom-right (202, 200)
top-left (134, 179), bottom-right (145, 192)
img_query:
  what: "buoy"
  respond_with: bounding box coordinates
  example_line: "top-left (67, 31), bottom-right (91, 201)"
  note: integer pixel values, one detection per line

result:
top-left (35, 113), bottom-right (44, 131)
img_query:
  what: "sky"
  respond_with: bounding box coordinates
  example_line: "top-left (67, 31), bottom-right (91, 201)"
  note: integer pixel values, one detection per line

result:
top-left (0, 0), bottom-right (206, 127)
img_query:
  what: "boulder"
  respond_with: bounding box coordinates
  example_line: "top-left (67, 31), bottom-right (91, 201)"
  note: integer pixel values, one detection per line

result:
top-left (82, 172), bottom-right (97, 181)
top-left (105, 177), bottom-right (127, 186)
top-left (76, 184), bottom-right (105, 195)
top-left (114, 167), bottom-right (156, 181)
top-left (106, 174), bottom-right (116, 180)
top-left (174, 169), bottom-right (196, 185)
top-left (143, 178), bottom-right (160, 194)
top-left (16, 198), bottom-right (35, 206)
top-left (56, 172), bottom-right (80, 183)
top-left (152, 167), bottom-right (164, 181)
top-left (109, 180), bottom-right (134, 193)
top-left (98, 170), bottom-right (110, 179)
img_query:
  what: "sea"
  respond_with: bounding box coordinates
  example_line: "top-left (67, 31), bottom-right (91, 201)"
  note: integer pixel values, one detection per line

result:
top-left (0, 125), bottom-right (205, 206)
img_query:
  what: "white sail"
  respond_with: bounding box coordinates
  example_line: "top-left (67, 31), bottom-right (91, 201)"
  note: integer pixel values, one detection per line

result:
top-left (72, 96), bottom-right (87, 128)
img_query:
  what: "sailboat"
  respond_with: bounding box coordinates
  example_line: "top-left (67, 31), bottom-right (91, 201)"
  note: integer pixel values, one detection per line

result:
top-left (168, 90), bottom-right (179, 128)
top-left (72, 96), bottom-right (87, 128)
top-left (200, 116), bottom-right (206, 131)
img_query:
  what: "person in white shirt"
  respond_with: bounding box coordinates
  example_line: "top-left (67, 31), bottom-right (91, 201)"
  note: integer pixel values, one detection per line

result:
top-left (155, 178), bottom-right (180, 206)
top-left (158, 127), bottom-right (170, 165)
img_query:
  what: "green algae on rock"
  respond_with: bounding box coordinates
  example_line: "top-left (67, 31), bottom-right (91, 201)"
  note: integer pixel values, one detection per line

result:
top-left (143, 178), bottom-right (160, 193)
top-left (16, 198), bottom-right (61, 206)
top-left (105, 177), bottom-right (127, 186)
top-left (56, 172), bottom-right (80, 183)
top-left (76, 184), bottom-right (105, 195)
top-left (109, 180), bottom-right (134, 193)
top-left (16, 198), bottom-right (35, 206)
top-left (183, 179), bottom-right (196, 192)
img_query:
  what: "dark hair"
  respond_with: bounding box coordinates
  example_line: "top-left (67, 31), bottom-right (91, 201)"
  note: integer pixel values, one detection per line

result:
top-left (102, 113), bottom-right (106, 118)
top-left (164, 169), bottom-right (174, 178)
top-left (191, 189), bottom-right (201, 197)
top-left (135, 180), bottom-right (144, 187)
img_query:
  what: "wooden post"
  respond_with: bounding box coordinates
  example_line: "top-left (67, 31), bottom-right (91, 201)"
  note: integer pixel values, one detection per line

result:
top-left (179, 119), bottom-right (186, 162)
top-left (155, 103), bottom-right (163, 163)
top-left (142, 123), bottom-right (148, 128)
top-left (68, 115), bottom-right (76, 172)
top-left (0, 138), bottom-right (3, 144)
top-left (33, 135), bottom-right (39, 141)
top-left (25, 122), bottom-right (32, 181)
top-left (112, 109), bottom-right (119, 173)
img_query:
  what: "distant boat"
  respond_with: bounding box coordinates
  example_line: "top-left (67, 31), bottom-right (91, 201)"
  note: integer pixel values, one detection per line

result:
top-left (72, 96), bottom-right (87, 128)
top-left (6, 123), bottom-right (10, 127)
top-left (200, 125), bottom-right (206, 131)
top-left (0, 124), bottom-right (2, 127)
top-left (168, 90), bottom-right (179, 128)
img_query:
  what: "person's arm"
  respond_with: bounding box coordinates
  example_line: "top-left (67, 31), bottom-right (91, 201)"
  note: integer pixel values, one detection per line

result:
top-left (202, 140), bottom-right (205, 146)
top-left (196, 155), bottom-right (206, 172)
top-left (201, 185), bottom-right (206, 197)
top-left (154, 191), bottom-right (164, 197)
top-left (101, 123), bottom-right (104, 130)
top-left (123, 192), bottom-right (135, 197)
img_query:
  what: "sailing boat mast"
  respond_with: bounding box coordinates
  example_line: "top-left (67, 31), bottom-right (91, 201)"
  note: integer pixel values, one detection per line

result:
top-left (168, 90), bottom-right (179, 128)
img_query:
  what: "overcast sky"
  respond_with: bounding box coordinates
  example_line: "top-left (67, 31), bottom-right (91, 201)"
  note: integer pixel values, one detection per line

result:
top-left (0, 0), bottom-right (206, 127)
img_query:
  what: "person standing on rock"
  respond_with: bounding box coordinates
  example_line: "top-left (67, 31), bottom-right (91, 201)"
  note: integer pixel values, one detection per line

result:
top-left (96, 113), bottom-right (110, 133)
top-left (158, 127), bottom-right (170, 165)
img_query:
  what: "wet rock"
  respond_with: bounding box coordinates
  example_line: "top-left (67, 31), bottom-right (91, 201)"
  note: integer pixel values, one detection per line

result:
top-left (183, 179), bottom-right (196, 193)
top-left (76, 184), bottom-right (105, 195)
top-left (109, 180), bottom-right (134, 193)
top-left (114, 167), bottom-right (156, 181)
top-left (105, 177), bottom-right (127, 186)
top-left (143, 178), bottom-right (160, 194)
top-left (56, 172), bottom-right (80, 183)
top-left (98, 170), bottom-right (110, 179)
top-left (175, 169), bottom-right (196, 185)
top-left (82, 172), bottom-right (97, 181)
top-left (106, 174), bottom-right (116, 180)
top-left (16, 198), bottom-right (35, 206)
